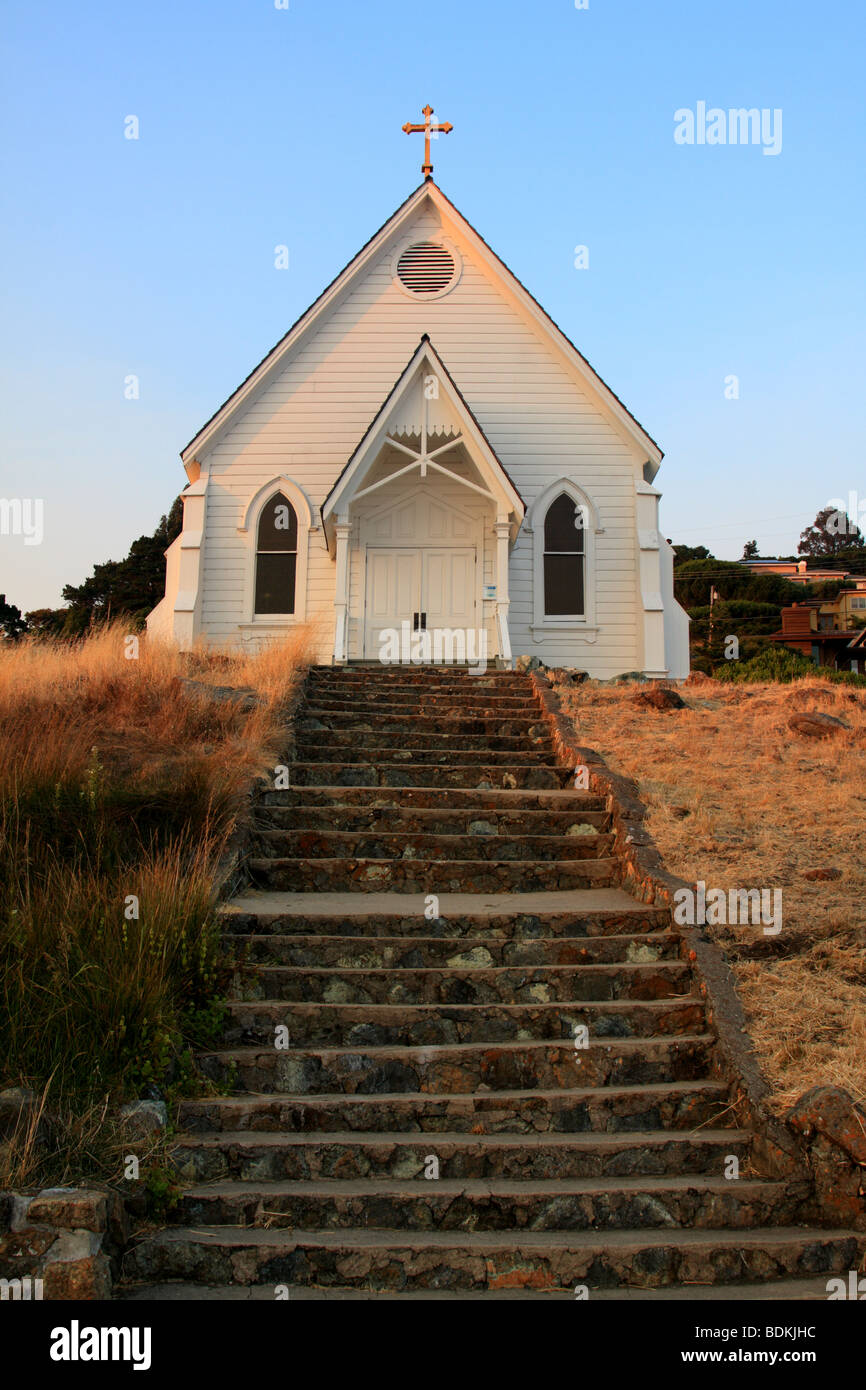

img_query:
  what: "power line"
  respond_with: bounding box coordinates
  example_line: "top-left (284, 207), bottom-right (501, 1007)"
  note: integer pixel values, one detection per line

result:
top-left (673, 571), bottom-right (866, 581)
top-left (673, 511), bottom-right (814, 532)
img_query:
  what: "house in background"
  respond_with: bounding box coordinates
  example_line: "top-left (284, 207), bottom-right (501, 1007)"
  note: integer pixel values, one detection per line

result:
top-left (147, 177), bottom-right (690, 678)
top-left (827, 579), bottom-right (866, 628)
top-left (739, 558), bottom-right (824, 583)
top-left (770, 597), bottom-right (866, 673)
top-left (740, 558), bottom-right (866, 593)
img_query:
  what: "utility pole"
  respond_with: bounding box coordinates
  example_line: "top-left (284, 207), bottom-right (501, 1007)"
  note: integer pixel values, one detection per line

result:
top-left (708, 585), bottom-right (719, 656)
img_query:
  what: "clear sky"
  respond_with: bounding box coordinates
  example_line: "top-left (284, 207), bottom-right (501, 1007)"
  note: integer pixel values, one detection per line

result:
top-left (2, 0), bottom-right (864, 610)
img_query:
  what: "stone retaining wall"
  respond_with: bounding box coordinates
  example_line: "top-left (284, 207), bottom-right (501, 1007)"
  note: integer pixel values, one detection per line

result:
top-left (0, 1187), bottom-right (127, 1300)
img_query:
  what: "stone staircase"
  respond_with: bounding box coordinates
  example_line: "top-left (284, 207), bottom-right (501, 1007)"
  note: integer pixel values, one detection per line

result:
top-left (119, 666), bottom-right (865, 1299)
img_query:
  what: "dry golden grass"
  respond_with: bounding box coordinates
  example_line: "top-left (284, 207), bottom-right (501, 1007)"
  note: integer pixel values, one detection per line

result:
top-left (0, 622), bottom-right (317, 1188)
top-left (0, 620), bottom-right (321, 803)
top-left (0, 1082), bottom-right (164, 1192)
top-left (561, 677), bottom-right (866, 1111)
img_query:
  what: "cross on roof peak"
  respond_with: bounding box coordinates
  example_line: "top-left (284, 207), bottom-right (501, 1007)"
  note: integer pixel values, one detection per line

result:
top-left (401, 104), bottom-right (453, 178)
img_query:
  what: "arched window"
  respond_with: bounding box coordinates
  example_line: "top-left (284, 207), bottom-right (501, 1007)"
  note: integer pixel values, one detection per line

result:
top-left (543, 492), bottom-right (585, 616)
top-left (254, 492), bottom-right (297, 614)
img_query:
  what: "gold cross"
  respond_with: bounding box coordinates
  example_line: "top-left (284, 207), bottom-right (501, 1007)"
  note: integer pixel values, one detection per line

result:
top-left (402, 104), bottom-right (453, 178)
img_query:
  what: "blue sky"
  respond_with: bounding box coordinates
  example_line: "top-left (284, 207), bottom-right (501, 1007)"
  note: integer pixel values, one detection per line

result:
top-left (2, 0), bottom-right (864, 609)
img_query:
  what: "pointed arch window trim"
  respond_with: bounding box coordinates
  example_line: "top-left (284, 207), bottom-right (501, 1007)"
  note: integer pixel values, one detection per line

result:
top-left (255, 491), bottom-right (298, 615)
top-left (543, 491), bottom-right (586, 617)
top-left (238, 475), bottom-right (312, 625)
top-left (527, 478), bottom-right (601, 638)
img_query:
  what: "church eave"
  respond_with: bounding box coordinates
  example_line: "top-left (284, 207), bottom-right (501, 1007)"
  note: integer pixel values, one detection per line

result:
top-left (427, 182), bottom-right (664, 472)
top-left (180, 178), bottom-right (663, 477)
top-left (179, 180), bottom-right (432, 464)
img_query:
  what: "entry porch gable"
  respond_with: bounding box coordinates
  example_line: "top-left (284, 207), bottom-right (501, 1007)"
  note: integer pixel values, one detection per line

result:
top-left (322, 338), bottom-right (524, 666)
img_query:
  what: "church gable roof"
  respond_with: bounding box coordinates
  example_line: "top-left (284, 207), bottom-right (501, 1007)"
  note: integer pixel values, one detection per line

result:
top-left (320, 335), bottom-right (525, 550)
top-left (181, 180), bottom-right (663, 474)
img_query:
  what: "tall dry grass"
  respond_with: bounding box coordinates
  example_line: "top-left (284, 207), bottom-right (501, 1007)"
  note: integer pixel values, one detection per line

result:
top-left (561, 676), bottom-right (866, 1110)
top-left (0, 622), bottom-right (316, 1187)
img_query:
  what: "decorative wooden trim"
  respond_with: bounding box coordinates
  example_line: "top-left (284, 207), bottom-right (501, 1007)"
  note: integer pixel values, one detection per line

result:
top-left (238, 475), bottom-right (313, 534)
top-left (322, 337), bottom-right (524, 548)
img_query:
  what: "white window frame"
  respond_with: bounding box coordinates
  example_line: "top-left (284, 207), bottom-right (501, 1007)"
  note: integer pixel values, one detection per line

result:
top-left (527, 478), bottom-right (601, 637)
top-left (237, 475), bottom-right (312, 627)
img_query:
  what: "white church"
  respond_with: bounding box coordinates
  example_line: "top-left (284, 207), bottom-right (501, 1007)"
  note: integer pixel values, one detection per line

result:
top-left (148, 114), bottom-right (689, 679)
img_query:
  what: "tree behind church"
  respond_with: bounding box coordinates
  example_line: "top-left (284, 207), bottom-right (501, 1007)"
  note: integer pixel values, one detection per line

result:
top-left (798, 506), bottom-right (865, 560)
top-left (26, 498), bottom-right (183, 636)
top-left (0, 595), bottom-right (28, 641)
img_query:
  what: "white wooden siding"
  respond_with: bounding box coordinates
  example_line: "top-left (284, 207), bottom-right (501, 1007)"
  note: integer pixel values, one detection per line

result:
top-left (196, 203), bottom-right (645, 675)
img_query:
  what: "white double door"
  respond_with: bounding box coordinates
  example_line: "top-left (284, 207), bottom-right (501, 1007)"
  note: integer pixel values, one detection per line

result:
top-left (364, 547), bottom-right (476, 658)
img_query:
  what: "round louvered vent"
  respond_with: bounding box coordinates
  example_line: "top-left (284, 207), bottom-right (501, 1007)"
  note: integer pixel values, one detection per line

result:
top-left (396, 241), bottom-right (457, 295)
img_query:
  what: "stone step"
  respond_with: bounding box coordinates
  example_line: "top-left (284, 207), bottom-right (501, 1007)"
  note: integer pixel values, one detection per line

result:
top-left (257, 786), bottom-right (606, 812)
top-left (286, 763), bottom-right (570, 790)
top-left (308, 665), bottom-right (532, 678)
top-left (247, 855), bottom-right (618, 894)
top-left (308, 665), bottom-right (531, 678)
top-left (307, 697), bottom-right (540, 715)
top-left (297, 730), bottom-right (552, 754)
top-left (169, 1175), bottom-right (808, 1233)
top-left (221, 997), bottom-right (705, 1048)
top-left (177, 1079), bottom-right (733, 1136)
top-left (257, 806), bottom-right (611, 835)
top-left (232, 932), bottom-right (679, 968)
top-left (307, 673), bottom-right (536, 689)
top-left (231, 961), bottom-right (691, 1005)
top-left (196, 1033), bottom-right (714, 1094)
top-left (305, 687), bottom-right (535, 703)
top-left (250, 829), bottom-right (614, 864)
top-left (121, 1225), bottom-right (866, 1292)
top-left (114, 1276), bottom-right (845, 1300)
top-left (301, 709), bottom-right (546, 736)
top-left (294, 746), bottom-right (557, 766)
top-left (220, 891), bottom-right (671, 939)
top-left (129, 659), bottom-right (842, 1304)
top-left (169, 1128), bottom-right (754, 1183)
top-left (306, 677), bottom-right (533, 695)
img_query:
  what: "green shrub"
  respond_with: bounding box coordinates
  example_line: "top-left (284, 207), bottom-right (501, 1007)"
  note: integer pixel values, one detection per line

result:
top-left (713, 645), bottom-right (866, 686)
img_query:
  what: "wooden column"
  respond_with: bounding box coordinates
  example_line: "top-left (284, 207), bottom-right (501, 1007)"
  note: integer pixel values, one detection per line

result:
top-left (333, 518), bottom-right (351, 664)
top-left (173, 476), bottom-right (207, 651)
top-left (635, 482), bottom-right (667, 677)
top-left (494, 514), bottom-right (513, 666)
